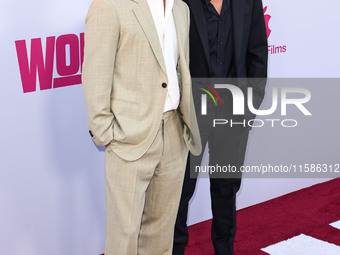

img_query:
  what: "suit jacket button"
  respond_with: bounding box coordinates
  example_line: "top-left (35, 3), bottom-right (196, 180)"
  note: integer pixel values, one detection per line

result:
top-left (162, 82), bottom-right (167, 88)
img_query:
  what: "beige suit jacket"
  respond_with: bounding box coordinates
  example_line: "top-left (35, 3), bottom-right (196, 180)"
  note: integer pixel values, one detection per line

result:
top-left (82, 0), bottom-right (201, 161)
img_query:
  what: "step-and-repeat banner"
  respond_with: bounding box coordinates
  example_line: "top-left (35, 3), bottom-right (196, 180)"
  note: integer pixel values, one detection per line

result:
top-left (0, 0), bottom-right (339, 254)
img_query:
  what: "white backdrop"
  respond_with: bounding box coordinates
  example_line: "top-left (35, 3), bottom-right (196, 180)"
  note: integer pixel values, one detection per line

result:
top-left (0, 0), bottom-right (339, 254)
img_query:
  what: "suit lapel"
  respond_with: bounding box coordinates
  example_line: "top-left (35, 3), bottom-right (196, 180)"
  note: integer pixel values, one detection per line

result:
top-left (187, 0), bottom-right (210, 69)
top-left (172, 0), bottom-right (185, 92)
top-left (132, 0), bottom-right (167, 75)
top-left (172, 0), bottom-right (184, 59)
top-left (231, 0), bottom-right (244, 74)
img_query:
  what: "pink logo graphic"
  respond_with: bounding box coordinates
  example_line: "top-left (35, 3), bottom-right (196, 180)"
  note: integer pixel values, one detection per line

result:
top-left (263, 6), bottom-right (272, 38)
top-left (263, 5), bottom-right (287, 54)
top-left (15, 33), bottom-right (84, 93)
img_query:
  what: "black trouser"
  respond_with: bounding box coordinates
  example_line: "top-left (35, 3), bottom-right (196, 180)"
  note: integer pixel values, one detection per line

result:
top-left (173, 97), bottom-right (249, 255)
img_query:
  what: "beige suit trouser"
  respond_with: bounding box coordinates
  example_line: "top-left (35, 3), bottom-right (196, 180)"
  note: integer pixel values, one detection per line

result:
top-left (104, 110), bottom-right (188, 255)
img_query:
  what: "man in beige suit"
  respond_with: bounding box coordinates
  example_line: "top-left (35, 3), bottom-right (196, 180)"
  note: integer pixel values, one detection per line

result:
top-left (82, 0), bottom-right (201, 254)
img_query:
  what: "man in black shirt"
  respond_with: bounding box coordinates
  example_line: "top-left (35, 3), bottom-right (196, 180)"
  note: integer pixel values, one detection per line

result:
top-left (173, 0), bottom-right (268, 254)
top-left (203, 0), bottom-right (234, 78)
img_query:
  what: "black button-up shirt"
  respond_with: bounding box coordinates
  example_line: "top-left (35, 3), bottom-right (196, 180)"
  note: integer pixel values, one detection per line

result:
top-left (202, 0), bottom-right (234, 78)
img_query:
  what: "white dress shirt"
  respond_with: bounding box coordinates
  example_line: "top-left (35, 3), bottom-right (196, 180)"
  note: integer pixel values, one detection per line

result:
top-left (147, 0), bottom-right (180, 112)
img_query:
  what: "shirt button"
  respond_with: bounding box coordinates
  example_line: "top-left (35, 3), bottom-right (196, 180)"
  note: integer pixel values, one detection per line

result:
top-left (219, 61), bottom-right (223, 65)
top-left (162, 82), bottom-right (167, 88)
top-left (220, 41), bottom-right (223, 45)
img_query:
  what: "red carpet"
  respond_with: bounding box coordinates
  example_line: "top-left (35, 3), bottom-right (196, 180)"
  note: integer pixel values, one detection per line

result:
top-left (185, 178), bottom-right (340, 255)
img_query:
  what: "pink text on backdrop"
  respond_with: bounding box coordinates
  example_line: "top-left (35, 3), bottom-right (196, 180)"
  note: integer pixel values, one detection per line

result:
top-left (15, 33), bottom-right (84, 93)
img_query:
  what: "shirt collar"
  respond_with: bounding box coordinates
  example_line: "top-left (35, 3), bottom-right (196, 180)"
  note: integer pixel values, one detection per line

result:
top-left (147, 0), bottom-right (175, 19)
top-left (202, 0), bottom-right (210, 7)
